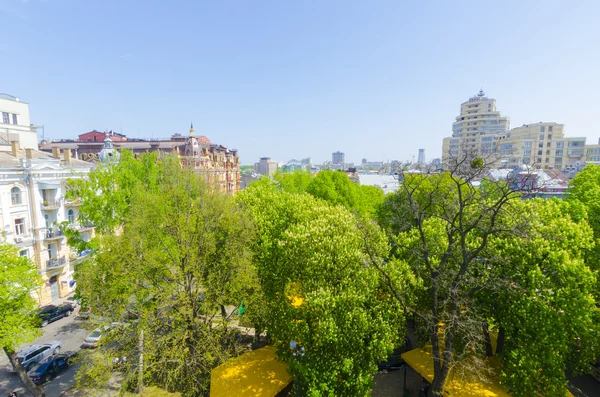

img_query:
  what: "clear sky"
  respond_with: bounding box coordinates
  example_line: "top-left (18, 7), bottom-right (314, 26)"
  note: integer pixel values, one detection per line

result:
top-left (1, 0), bottom-right (599, 165)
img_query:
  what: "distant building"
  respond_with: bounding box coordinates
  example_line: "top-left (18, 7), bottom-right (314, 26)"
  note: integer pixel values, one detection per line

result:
top-left (431, 158), bottom-right (441, 165)
top-left (79, 130), bottom-right (127, 142)
top-left (442, 89), bottom-right (510, 165)
top-left (495, 122), bottom-right (585, 171)
top-left (485, 166), bottom-right (569, 199)
top-left (254, 157), bottom-right (278, 176)
top-left (332, 151), bottom-right (345, 165)
top-left (0, 93), bottom-right (40, 149)
top-left (356, 174), bottom-right (400, 195)
top-left (39, 124), bottom-right (241, 193)
top-left (418, 149), bottom-right (425, 164)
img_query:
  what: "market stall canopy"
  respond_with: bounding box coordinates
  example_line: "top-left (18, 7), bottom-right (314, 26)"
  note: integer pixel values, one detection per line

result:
top-left (401, 346), bottom-right (574, 397)
top-left (210, 346), bottom-right (292, 397)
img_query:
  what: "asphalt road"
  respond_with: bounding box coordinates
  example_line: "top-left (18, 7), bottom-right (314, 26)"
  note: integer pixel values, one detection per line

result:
top-left (0, 313), bottom-right (89, 397)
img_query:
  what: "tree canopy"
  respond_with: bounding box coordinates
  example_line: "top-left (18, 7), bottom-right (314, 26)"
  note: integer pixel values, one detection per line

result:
top-left (238, 183), bottom-right (407, 396)
top-left (73, 156), bottom-right (256, 396)
top-left (0, 242), bottom-right (45, 396)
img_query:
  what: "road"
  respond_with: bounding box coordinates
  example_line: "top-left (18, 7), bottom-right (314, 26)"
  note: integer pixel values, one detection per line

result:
top-left (0, 313), bottom-right (88, 397)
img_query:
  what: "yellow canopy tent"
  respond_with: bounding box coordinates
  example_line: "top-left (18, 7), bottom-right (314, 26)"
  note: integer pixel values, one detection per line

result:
top-left (401, 345), bottom-right (574, 397)
top-left (210, 346), bottom-right (292, 397)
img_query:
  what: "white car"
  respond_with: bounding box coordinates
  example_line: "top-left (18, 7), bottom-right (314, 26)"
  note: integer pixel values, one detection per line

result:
top-left (7, 341), bottom-right (62, 372)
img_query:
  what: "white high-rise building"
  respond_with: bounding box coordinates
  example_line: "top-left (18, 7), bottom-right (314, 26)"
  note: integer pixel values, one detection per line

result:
top-left (0, 93), bottom-right (40, 149)
top-left (417, 149), bottom-right (425, 164)
top-left (442, 90), bottom-right (510, 165)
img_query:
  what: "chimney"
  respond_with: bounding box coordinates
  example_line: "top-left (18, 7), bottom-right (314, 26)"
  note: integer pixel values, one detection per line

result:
top-left (52, 147), bottom-right (61, 159)
top-left (11, 141), bottom-right (19, 157)
top-left (25, 148), bottom-right (33, 159)
top-left (63, 149), bottom-right (72, 164)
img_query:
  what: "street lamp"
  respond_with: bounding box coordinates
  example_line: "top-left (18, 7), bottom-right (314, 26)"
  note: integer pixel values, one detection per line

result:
top-left (289, 340), bottom-right (305, 396)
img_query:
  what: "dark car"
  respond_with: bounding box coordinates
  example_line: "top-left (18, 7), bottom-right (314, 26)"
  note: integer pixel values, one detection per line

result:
top-left (27, 353), bottom-right (74, 384)
top-left (37, 304), bottom-right (74, 327)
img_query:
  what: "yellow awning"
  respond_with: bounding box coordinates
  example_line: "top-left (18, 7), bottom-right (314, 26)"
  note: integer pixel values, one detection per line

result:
top-left (210, 346), bottom-right (292, 397)
top-left (401, 346), bottom-right (574, 397)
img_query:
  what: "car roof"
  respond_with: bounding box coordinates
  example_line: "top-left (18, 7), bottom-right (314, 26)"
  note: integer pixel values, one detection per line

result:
top-left (38, 305), bottom-right (57, 313)
top-left (17, 344), bottom-right (44, 356)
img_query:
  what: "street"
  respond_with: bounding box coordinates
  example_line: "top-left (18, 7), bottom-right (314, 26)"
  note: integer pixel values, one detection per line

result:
top-left (0, 311), bottom-right (88, 397)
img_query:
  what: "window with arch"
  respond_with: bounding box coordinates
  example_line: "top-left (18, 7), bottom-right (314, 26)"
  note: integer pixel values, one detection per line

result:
top-left (11, 186), bottom-right (22, 205)
top-left (67, 209), bottom-right (75, 224)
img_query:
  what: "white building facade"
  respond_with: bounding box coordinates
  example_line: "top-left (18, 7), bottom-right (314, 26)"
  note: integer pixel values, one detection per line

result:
top-left (0, 94), bottom-right (94, 305)
top-left (0, 93), bottom-right (41, 150)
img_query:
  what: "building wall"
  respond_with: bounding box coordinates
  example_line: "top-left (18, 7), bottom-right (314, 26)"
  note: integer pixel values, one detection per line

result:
top-left (0, 152), bottom-right (94, 306)
top-left (442, 91), bottom-right (510, 166)
top-left (0, 95), bottom-right (38, 150)
top-left (332, 151), bottom-right (345, 165)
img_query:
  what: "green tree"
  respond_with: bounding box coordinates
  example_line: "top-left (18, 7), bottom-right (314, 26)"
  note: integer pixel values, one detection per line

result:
top-left (0, 242), bottom-right (45, 397)
top-left (238, 184), bottom-right (407, 396)
top-left (483, 199), bottom-right (600, 396)
top-left (74, 156), bottom-right (256, 396)
top-left (66, 150), bottom-right (162, 235)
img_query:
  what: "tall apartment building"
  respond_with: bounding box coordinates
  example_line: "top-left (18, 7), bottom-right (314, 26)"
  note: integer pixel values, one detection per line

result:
top-left (496, 123), bottom-right (586, 170)
top-left (417, 149), bottom-right (426, 164)
top-left (442, 90), bottom-right (510, 165)
top-left (332, 151), bottom-right (345, 165)
top-left (1, 94), bottom-right (94, 305)
top-left (254, 157), bottom-right (278, 176)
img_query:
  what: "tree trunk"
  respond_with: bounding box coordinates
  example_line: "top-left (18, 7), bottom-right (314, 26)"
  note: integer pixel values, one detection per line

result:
top-left (3, 346), bottom-right (46, 397)
top-left (483, 322), bottom-right (493, 356)
top-left (137, 329), bottom-right (144, 394)
top-left (496, 326), bottom-right (505, 355)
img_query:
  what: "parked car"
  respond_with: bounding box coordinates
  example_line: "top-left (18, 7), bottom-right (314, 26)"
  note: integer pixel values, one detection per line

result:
top-left (82, 329), bottom-right (103, 348)
top-left (82, 322), bottom-right (129, 348)
top-left (37, 304), bottom-right (74, 327)
top-left (6, 341), bottom-right (62, 372)
top-left (28, 352), bottom-right (75, 384)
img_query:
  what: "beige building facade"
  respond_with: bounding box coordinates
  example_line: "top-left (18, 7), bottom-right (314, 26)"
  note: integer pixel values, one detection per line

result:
top-left (442, 90), bottom-right (510, 165)
top-left (496, 122), bottom-right (586, 170)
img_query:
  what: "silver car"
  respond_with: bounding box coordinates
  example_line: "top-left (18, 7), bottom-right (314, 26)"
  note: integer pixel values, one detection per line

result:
top-left (7, 341), bottom-right (62, 372)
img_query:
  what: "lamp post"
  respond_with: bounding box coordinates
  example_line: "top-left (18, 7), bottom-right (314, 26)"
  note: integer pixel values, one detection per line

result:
top-left (290, 340), bottom-right (305, 396)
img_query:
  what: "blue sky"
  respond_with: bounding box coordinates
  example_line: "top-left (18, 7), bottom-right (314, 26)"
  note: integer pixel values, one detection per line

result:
top-left (1, 0), bottom-right (599, 165)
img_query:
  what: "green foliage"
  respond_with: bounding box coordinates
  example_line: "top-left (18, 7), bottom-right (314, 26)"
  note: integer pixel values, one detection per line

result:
top-left (238, 184), bottom-right (405, 396)
top-left (0, 242), bottom-right (42, 350)
top-left (484, 199), bottom-right (600, 396)
top-left (274, 169), bottom-right (314, 194)
top-left (66, 150), bottom-right (163, 234)
top-left (74, 156), bottom-right (256, 396)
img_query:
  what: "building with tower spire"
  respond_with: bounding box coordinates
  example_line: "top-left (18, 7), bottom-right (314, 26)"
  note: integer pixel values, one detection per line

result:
top-left (40, 124), bottom-right (241, 193)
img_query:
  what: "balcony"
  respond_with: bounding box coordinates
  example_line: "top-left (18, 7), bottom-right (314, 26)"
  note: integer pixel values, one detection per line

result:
top-left (64, 198), bottom-right (81, 207)
top-left (73, 222), bottom-right (94, 231)
top-left (69, 249), bottom-right (92, 265)
top-left (41, 199), bottom-right (60, 211)
top-left (46, 256), bottom-right (67, 270)
top-left (45, 229), bottom-right (65, 240)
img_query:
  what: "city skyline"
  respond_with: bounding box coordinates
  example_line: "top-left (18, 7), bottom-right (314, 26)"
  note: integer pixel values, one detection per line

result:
top-left (2, 1), bottom-right (600, 165)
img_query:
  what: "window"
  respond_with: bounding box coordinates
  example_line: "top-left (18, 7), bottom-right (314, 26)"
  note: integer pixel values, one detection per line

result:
top-left (540, 134), bottom-right (544, 140)
top-left (15, 218), bottom-right (26, 235)
top-left (524, 142), bottom-right (532, 148)
top-left (548, 126), bottom-right (553, 132)
top-left (568, 141), bottom-right (585, 147)
top-left (555, 149), bottom-right (563, 156)
top-left (2, 112), bottom-right (8, 124)
top-left (540, 126), bottom-right (545, 132)
top-left (12, 114), bottom-right (17, 124)
top-left (11, 186), bottom-right (22, 205)
top-left (47, 243), bottom-right (54, 259)
top-left (556, 141), bottom-right (564, 148)
top-left (67, 209), bottom-right (75, 224)
top-left (19, 249), bottom-right (29, 258)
